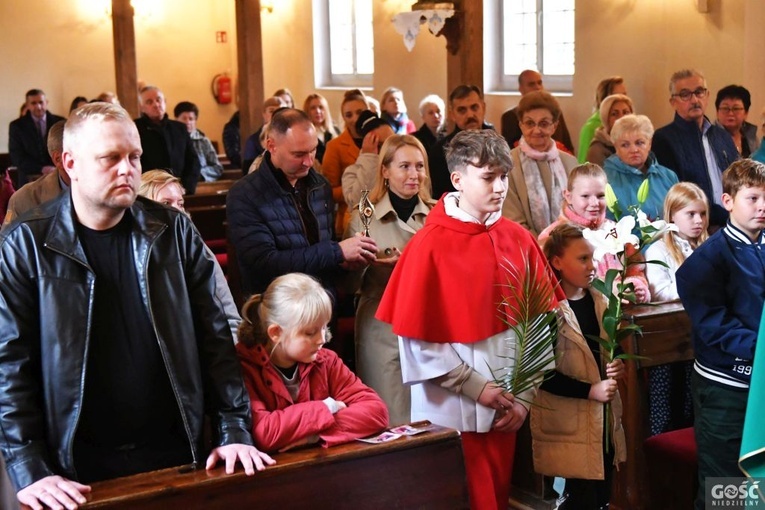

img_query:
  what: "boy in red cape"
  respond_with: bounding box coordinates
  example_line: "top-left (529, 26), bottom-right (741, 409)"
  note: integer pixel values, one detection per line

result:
top-left (376, 130), bottom-right (562, 510)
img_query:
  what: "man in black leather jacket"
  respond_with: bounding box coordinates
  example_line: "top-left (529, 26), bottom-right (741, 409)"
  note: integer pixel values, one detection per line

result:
top-left (0, 103), bottom-right (273, 510)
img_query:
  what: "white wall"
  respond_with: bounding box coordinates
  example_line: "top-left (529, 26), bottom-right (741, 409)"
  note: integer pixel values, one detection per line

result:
top-left (0, 0), bottom-right (760, 157)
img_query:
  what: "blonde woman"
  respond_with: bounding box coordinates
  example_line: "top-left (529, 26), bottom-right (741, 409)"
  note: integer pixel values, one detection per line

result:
top-left (585, 94), bottom-right (634, 168)
top-left (344, 135), bottom-right (435, 425)
top-left (303, 93), bottom-right (340, 164)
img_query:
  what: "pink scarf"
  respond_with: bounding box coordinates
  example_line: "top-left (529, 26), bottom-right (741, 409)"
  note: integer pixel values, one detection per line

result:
top-left (518, 137), bottom-right (568, 234)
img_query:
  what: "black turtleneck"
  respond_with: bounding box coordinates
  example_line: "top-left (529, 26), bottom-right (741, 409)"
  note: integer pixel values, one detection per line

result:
top-left (388, 191), bottom-right (419, 222)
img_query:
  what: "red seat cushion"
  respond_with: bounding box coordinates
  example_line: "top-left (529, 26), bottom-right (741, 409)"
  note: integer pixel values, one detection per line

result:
top-left (206, 238), bottom-right (227, 253)
top-left (215, 253), bottom-right (228, 272)
top-left (644, 427), bottom-right (697, 465)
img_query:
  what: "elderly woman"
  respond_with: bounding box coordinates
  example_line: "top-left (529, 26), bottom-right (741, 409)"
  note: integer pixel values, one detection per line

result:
top-left (585, 94), bottom-right (634, 167)
top-left (344, 135), bottom-right (435, 426)
top-left (604, 114), bottom-right (679, 220)
top-left (503, 90), bottom-right (578, 237)
top-left (412, 94), bottom-right (445, 152)
top-left (715, 85), bottom-right (759, 157)
top-left (578, 76), bottom-right (628, 162)
top-left (138, 170), bottom-right (241, 342)
top-left (303, 93), bottom-right (340, 165)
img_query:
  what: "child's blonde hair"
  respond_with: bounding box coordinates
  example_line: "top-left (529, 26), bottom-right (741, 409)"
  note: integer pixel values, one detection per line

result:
top-left (662, 182), bottom-right (709, 266)
top-left (238, 273), bottom-right (333, 348)
top-left (566, 163), bottom-right (606, 192)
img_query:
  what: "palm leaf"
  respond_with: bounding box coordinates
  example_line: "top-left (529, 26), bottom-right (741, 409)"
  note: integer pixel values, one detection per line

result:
top-left (492, 250), bottom-right (560, 402)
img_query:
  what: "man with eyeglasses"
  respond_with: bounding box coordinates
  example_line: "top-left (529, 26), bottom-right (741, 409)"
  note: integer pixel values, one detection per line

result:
top-left (652, 69), bottom-right (738, 228)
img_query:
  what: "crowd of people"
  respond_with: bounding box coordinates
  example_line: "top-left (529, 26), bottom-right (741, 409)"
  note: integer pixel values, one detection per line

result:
top-left (2, 66), bottom-right (765, 510)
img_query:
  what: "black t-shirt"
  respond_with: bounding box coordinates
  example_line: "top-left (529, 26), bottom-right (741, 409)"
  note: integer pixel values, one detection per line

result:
top-left (73, 213), bottom-right (186, 455)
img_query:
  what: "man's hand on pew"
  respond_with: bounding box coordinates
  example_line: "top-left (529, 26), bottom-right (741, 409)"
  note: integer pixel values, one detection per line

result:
top-left (205, 444), bottom-right (276, 475)
top-left (17, 475), bottom-right (91, 510)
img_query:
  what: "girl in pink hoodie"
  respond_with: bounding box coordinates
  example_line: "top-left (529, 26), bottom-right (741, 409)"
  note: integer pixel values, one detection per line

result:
top-left (539, 163), bottom-right (650, 303)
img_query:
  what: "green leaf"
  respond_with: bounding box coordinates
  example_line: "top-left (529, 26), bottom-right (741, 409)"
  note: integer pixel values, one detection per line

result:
top-left (590, 277), bottom-right (608, 296)
top-left (602, 314), bottom-right (618, 341)
top-left (643, 259), bottom-right (670, 268)
top-left (492, 249), bottom-right (560, 405)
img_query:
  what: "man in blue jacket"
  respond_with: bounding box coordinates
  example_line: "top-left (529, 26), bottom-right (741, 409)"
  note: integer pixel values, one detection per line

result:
top-left (652, 69), bottom-right (738, 228)
top-left (227, 108), bottom-right (377, 298)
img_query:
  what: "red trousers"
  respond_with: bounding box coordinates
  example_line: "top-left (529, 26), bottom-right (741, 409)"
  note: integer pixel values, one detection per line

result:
top-left (461, 430), bottom-right (517, 510)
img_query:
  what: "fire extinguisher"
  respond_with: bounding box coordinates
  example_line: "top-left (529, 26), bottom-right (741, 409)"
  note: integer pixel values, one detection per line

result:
top-left (211, 73), bottom-right (232, 104)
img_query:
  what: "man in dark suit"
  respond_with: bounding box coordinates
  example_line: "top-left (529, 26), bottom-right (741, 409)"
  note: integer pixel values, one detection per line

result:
top-left (8, 89), bottom-right (65, 186)
top-left (134, 86), bottom-right (201, 194)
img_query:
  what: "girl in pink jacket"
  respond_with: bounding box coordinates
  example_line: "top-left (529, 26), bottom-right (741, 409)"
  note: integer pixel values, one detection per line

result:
top-left (237, 273), bottom-right (388, 453)
top-left (538, 162), bottom-right (650, 303)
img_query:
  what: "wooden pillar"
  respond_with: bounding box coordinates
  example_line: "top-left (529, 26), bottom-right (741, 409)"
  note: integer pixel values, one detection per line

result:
top-left (235, 0), bottom-right (265, 147)
top-left (444, 1), bottom-right (483, 98)
top-left (111, 0), bottom-right (139, 118)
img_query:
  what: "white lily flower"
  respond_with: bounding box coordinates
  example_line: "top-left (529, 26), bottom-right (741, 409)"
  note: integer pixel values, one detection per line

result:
top-left (635, 210), bottom-right (676, 243)
top-left (635, 210), bottom-right (667, 231)
top-left (583, 215), bottom-right (640, 262)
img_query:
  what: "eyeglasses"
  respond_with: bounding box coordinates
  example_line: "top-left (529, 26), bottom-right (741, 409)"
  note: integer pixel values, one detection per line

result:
top-left (520, 119), bottom-right (555, 130)
top-left (671, 87), bottom-right (708, 101)
top-left (718, 106), bottom-right (745, 114)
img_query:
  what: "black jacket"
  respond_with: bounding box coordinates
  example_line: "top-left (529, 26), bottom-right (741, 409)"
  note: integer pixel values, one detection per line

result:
top-left (427, 121), bottom-right (495, 200)
top-left (8, 111), bottom-right (66, 184)
top-left (0, 193), bottom-right (253, 490)
top-left (134, 114), bottom-right (201, 194)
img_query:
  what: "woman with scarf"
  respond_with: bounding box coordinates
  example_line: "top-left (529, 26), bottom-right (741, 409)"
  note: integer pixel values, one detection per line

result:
top-left (503, 90), bottom-right (578, 238)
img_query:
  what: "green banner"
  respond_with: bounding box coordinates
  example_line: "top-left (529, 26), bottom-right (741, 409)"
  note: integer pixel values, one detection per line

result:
top-left (739, 307), bottom-right (765, 481)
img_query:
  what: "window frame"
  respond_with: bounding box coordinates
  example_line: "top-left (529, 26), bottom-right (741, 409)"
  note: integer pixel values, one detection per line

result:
top-left (312, 0), bottom-right (374, 89)
top-left (485, 0), bottom-right (574, 94)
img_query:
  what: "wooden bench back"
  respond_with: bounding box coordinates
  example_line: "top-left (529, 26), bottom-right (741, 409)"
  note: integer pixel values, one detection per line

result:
top-left (612, 301), bottom-right (694, 510)
top-left (19, 426), bottom-right (466, 510)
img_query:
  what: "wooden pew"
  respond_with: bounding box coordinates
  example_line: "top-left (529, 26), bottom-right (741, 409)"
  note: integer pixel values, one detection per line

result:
top-left (20, 426), bottom-right (467, 510)
top-left (611, 301), bottom-right (694, 510)
top-left (188, 205), bottom-right (227, 244)
top-left (194, 179), bottom-right (237, 196)
top-left (221, 168), bottom-right (242, 180)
